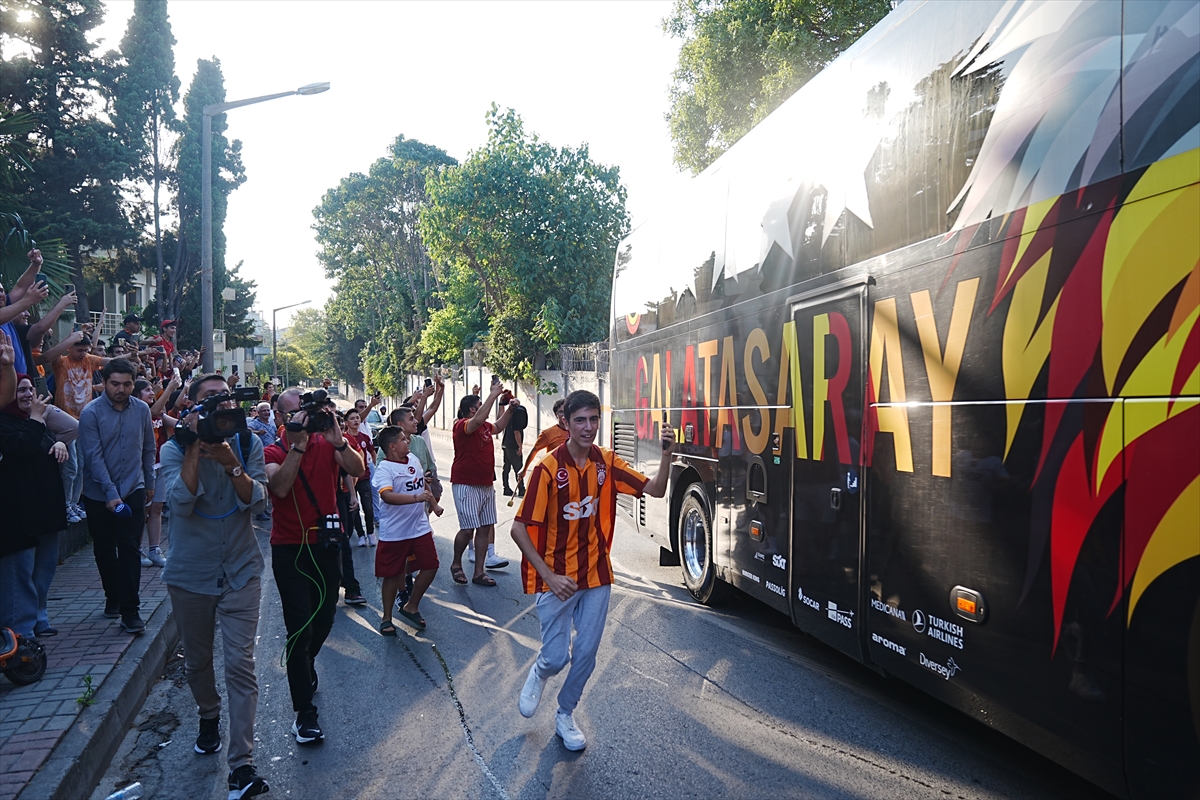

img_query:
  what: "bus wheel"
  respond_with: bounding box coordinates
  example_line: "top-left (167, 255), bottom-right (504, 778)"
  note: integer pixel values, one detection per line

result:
top-left (678, 485), bottom-right (729, 605)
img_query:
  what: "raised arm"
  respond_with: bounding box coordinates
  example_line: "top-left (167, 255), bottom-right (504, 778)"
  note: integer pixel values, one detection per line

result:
top-left (26, 290), bottom-right (77, 345)
top-left (0, 280), bottom-right (49, 325)
top-left (0, 329), bottom-right (16, 408)
top-left (465, 382), bottom-right (504, 435)
top-left (36, 330), bottom-right (84, 366)
top-left (5, 249), bottom-right (42, 304)
top-left (422, 377), bottom-right (444, 423)
top-left (640, 424), bottom-right (677, 499)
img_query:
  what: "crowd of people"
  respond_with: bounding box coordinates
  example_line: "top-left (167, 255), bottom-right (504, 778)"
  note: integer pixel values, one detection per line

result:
top-left (1, 245), bottom-right (677, 796)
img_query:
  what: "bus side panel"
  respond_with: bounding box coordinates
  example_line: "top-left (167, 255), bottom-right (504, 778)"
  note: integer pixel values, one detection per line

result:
top-left (868, 399), bottom-right (1126, 797)
top-left (1122, 399), bottom-right (1200, 800)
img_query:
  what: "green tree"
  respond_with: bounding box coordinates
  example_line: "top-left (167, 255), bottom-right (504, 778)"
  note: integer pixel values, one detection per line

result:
top-left (0, 0), bottom-right (137, 308)
top-left (312, 134), bottom-right (456, 389)
top-left (168, 58), bottom-right (245, 345)
top-left (665, 0), bottom-right (892, 173)
top-left (219, 260), bottom-right (258, 349)
top-left (420, 106), bottom-right (628, 380)
top-left (112, 0), bottom-right (180, 314)
top-left (257, 342), bottom-right (315, 384)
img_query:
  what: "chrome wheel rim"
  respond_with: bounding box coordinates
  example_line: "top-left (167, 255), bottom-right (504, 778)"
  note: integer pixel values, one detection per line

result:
top-left (682, 503), bottom-right (707, 583)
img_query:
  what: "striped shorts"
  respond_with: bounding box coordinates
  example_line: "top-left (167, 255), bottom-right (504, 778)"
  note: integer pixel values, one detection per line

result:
top-left (452, 483), bottom-right (497, 529)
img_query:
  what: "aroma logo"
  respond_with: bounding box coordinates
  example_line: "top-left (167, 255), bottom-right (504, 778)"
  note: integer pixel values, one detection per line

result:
top-left (919, 652), bottom-right (961, 681)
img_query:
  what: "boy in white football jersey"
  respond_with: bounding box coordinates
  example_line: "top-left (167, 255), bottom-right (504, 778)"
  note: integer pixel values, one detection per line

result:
top-left (372, 427), bottom-right (439, 633)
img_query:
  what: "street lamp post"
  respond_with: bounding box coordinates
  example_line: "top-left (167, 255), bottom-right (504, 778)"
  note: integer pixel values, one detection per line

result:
top-left (272, 300), bottom-right (311, 387)
top-left (201, 82), bottom-right (330, 372)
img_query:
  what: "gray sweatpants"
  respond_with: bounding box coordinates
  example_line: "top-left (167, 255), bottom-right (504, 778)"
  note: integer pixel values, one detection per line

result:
top-left (167, 577), bottom-right (261, 770)
top-left (533, 584), bottom-right (611, 714)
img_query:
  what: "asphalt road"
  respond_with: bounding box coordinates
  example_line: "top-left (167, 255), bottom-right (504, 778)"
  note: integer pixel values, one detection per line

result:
top-left (92, 434), bottom-right (1112, 800)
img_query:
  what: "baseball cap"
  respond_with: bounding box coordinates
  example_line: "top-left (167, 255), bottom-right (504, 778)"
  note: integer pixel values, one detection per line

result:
top-left (161, 319), bottom-right (176, 328)
top-left (123, 313), bottom-right (142, 324)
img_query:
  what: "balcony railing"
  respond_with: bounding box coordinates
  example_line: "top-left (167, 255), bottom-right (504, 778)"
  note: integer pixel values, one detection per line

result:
top-left (89, 312), bottom-right (123, 338)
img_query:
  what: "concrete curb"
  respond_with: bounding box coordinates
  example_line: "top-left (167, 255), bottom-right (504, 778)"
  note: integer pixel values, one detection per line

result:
top-left (17, 598), bottom-right (178, 800)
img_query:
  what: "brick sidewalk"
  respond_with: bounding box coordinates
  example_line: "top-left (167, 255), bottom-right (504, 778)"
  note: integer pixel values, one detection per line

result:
top-left (0, 542), bottom-right (168, 800)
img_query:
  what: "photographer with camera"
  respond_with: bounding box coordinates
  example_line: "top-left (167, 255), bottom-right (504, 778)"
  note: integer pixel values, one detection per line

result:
top-left (264, 387), bottom-right (364, 745)
top-left (158, 375), bottom-right (270, 799)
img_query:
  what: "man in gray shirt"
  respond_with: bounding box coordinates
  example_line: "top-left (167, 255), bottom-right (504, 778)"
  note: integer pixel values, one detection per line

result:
top-left (159, 374), bottom-right (270, 799)
top-left (78, 358), bottom-right (156, 633)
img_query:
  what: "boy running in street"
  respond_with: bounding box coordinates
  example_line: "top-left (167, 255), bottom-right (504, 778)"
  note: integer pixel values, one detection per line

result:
top-left (509, 390), bottom-right (674, 750)
top-left (373, 426), bottom-right (439, 633)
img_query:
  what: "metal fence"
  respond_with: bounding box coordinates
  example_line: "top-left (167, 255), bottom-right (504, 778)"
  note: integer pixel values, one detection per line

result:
top-left (559, 342), bottom-right (609, 372)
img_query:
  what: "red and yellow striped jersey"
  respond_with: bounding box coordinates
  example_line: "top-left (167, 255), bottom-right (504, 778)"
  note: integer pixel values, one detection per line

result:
top-left (515, 442), bottom-right (648, 594)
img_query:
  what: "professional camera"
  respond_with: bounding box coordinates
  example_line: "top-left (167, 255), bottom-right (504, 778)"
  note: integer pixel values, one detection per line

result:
top-left (284, 388), bottom-right (335, 434)
top-left (175, 387), bottom-right (260, 445)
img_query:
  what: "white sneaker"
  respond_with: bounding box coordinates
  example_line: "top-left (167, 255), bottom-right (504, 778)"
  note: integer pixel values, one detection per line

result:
top-left (139, 549), bottom-right (152, 567)
top-left (367, 533), bottom-right (377, 546)
top-left (485, 553), bottom-right (509, 569)
top-left (555, 710), bottom-right (586, 751)
top-left (518, 665), bottom-right (546, 717)
top-left (147, 547), bottom-right (166, 567)
top-left (73, 502), bottom-right (87, 520)
top-left (66, 505), bottom-right (82, 524)
top-left (356, 534), bottom-right (368, 547)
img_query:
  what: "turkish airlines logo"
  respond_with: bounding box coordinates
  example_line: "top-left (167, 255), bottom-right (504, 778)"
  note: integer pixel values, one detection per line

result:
top-left (563, 496), bottom-right (599, 521)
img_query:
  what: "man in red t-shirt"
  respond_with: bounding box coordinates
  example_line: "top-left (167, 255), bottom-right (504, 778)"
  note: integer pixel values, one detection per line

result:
top-left (449, 380), bottom-right (521, 586)
top-left (263, 387), bottom-right (365, 746)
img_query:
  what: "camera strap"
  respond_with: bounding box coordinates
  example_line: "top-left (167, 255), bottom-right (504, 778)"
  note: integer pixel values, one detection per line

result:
top-left (295, 467), bottom-right (326, 524)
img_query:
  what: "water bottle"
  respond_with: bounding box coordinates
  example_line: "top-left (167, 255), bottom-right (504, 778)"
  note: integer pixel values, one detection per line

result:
top-left (105, 782), bottom-right (143, 800)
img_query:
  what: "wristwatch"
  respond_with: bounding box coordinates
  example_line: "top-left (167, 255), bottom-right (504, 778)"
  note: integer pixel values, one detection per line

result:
top-left (227, 466), bottom-right (244, 478)
top-left (334, 441), bottom-right (349, 452)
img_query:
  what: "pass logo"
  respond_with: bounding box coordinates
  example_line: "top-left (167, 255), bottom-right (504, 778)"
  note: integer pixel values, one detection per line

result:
top-left (563, 496), bottom-right (599, 521)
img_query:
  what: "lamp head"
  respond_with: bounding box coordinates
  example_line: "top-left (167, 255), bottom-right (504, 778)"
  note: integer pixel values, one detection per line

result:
top-left (296, 82), bottom-right (330, 96)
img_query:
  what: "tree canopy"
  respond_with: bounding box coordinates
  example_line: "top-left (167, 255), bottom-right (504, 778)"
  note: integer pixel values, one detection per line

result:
top-left (419, 105), bottom-right (628, 380)
top-left (312, 134), bottom-right (455, 392)
top-left (665, 0), bottom-right (892, 173)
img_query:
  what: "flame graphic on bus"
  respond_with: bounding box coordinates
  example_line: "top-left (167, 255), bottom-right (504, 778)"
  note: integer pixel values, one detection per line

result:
top-left (989, 149), bottom-right (1199, 653)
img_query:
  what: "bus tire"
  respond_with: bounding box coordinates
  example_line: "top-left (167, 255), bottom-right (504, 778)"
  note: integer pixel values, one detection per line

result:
top-left (677, 485), bottom-right (729, 605)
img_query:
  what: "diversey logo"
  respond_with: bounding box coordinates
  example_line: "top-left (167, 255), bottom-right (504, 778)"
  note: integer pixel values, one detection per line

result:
top-left (919, 652), bottom-right (961, 681)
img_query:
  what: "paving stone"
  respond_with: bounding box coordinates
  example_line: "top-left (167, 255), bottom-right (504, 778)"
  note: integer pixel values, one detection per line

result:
top-left (15, 717), bottom-right (46, 734)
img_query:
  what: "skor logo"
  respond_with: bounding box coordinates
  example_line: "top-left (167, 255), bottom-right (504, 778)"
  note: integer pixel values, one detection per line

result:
top-left (919, 652), bottom-right (961, 681)
top-left (563, 496), bottom-right (599, 521)
top-left (771, 554), bottom-right (787, 570)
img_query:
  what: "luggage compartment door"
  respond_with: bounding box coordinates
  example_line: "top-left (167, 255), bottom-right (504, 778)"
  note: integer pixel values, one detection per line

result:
top-left (789, 285), bottom-right (867, 662)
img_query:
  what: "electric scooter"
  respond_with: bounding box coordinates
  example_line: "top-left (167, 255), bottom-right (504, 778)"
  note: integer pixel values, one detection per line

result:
top-left (0, 627), bottom-right (46, 685)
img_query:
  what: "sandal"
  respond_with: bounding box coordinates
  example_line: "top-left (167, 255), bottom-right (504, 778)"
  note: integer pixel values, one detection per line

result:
top-left (471, 574), bottom-right (497, 587)
top-left (397, 607), bottom-right (426, 630)
top-left (450, 564), bottom-right (468, 584)
top-left (380, 620), bottom-right (397, 636)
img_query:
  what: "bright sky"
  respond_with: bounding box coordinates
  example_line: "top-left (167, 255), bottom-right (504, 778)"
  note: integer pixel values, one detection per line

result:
top-left (90, 0), bottom-right (687, 327)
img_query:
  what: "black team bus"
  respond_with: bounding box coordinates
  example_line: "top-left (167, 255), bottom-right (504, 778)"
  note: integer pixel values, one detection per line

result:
top-left (608, 2), bottom-right (1198, 798)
